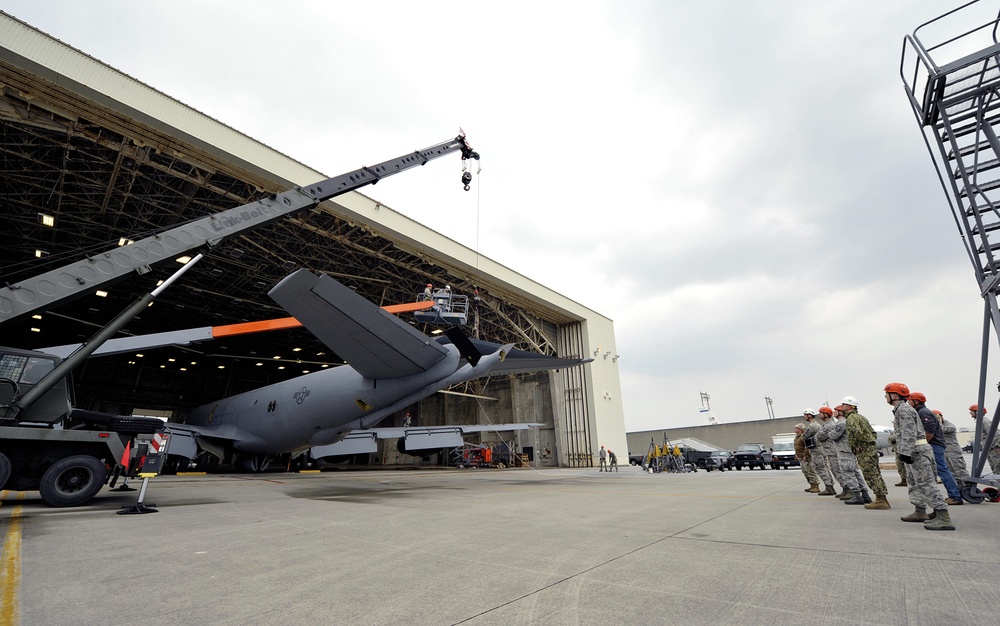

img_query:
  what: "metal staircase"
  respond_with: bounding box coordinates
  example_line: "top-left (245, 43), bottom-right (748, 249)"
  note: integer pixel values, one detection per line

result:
top-left (901, 0), bottom-right (1000, 496)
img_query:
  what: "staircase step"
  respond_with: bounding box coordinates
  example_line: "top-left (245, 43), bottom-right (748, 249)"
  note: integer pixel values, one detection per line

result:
top-left (971, 220), bottom-right (1000, 236)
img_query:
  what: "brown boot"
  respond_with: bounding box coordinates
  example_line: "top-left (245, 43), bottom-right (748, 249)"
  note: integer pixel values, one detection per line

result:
top-left (806, 483), bottom-right (820, 493)
top-left (817, 485), bottom-right (836, 496)
top-left (836, 488), bottom-right (852, 500)
top-left (945, 497), bottom-right (963, 506)
top-left (900, 506), bottom-right (929, 522)
top-left (864, 496), bottom-right (890, 510)
top-left (894, 479), bottom-right (907, 487)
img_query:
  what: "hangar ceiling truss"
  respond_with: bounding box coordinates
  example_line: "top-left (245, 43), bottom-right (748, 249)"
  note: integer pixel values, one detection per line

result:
top-left (0, 80), bottom-right (572, 381)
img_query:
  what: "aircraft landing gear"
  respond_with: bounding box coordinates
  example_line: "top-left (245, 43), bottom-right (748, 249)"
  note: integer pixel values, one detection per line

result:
top-left (236, 453), bottom-right (272, 473)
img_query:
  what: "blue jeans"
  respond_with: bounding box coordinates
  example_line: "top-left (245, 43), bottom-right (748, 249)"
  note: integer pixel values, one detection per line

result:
top-left (932, 444), bottom-right (961, 499)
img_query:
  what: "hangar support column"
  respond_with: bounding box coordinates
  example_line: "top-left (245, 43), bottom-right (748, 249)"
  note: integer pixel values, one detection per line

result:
top-left (556, 322), bottom-right (592, 467)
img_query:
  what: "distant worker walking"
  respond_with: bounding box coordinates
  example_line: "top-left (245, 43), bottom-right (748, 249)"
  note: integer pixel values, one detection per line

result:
top-left (599, 445), bottom-right (607, 471)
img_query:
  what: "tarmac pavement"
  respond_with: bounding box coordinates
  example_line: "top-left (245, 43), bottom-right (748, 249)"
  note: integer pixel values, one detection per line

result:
top-left (1, 464), bottom-right (997, 625)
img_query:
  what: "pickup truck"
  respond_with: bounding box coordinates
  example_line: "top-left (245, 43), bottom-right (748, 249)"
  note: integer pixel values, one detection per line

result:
top-left (732, 443), bottom-right (772, 470)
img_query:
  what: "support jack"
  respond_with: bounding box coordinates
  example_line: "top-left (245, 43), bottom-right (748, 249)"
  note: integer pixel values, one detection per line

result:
top-left (117, 474), bottom-right (158, 515)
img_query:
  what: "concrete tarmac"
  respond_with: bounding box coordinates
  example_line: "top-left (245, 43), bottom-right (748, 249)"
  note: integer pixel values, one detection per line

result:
top-left (1, 465), bottom-right (997, 625)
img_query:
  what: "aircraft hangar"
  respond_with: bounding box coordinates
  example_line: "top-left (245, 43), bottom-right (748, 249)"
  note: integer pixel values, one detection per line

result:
top-left (0, 13), bottom-right (626, 469)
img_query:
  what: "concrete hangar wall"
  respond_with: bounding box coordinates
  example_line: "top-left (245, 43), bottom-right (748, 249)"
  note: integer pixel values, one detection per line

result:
top-left (0, 13), bottom-right (627, 468)
top-left (627, 416), bottom-right (804, 458)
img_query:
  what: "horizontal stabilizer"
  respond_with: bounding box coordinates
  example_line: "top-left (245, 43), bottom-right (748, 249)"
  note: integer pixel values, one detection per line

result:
top-left (436, 336), bottom-right (591, 375)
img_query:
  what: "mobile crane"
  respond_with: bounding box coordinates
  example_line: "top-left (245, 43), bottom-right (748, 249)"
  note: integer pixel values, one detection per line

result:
top-left (0, 133), bottom-right (480, 506)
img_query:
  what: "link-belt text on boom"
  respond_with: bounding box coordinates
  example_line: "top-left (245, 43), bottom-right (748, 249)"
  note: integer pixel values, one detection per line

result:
top-left (209, 205), bottom-right (276, 232)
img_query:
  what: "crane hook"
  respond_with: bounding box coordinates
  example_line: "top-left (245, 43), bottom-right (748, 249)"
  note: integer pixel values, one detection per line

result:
top-left (461, 171), bottom-right (472, 191)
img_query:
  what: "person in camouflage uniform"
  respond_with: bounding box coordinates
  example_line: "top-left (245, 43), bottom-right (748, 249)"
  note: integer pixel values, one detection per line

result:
top-left (842, 396), bottom-right (890, 510)
top-left (886, 382), bottom-right (954, 530)
top-left (816, 406), bottom-right (850, 499)
top-left (826, 403), bottom-right (870, 505)
top-left (794, 423), bottom-right (819, 492)
top-left (969, 404), bottom-right (1000, 474)
top-left (936, 410), bottom-right (969, 488)
top-left (909, 393), bottom-right (962, 506)
top-left (803, 408), bottom-right (836, 495)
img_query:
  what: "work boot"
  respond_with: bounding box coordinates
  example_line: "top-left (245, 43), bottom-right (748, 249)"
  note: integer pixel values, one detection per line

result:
top-left (894, 479), bottom-right (907, 487)
top-left (900, 506), bottom-right (929, 522)
top-left (836, 488), bottom-right (852, 500)
top-left (924, 509), bottom-right (955, 531)
top-left (817, 485), bottom-right (835, 495)
top-left (861, 490), bottom-right (872, 504)
top-left (844, 490), bottom-right (865, 505)
top-left (864, 496), bottom-right (891, 510)
top-left (806, 483), bottom-right (820, 493)
top-left (945, 497), bottom-right (964, 506)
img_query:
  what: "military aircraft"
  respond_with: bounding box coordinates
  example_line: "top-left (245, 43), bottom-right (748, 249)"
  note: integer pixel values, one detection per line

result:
top-left (871, 424), bottom-right (893, 454)
top-left (49, 269), bottom-right (588, 471)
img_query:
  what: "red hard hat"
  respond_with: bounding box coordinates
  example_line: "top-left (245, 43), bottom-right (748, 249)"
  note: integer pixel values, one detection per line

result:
top-left (909, 392), bottom-right (926, 403)
top-left (818, 406), bottom-right (834, 415)
top-left (932, 409), bottom-right (942, 416)
top-left (970, 404), bottom-right (988, 415)
top-left (883, 382), bottom-right (910, 397)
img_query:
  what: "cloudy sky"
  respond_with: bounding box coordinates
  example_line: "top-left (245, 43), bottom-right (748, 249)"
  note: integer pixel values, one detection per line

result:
top-left (7, 1), bottom-right (1000, 432)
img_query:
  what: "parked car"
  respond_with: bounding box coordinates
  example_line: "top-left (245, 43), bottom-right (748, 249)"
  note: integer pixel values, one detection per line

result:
top-left (702, 450), bottom-right (734, 471)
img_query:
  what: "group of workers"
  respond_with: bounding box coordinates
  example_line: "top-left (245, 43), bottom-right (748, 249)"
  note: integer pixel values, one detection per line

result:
top-left (598, 445), bottom-right (618, 471)
top-left (794, 383), bottom-right (1000, 532)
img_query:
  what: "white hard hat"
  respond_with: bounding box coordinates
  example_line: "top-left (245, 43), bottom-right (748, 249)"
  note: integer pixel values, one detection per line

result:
top-left (842, 396), bottom-right (858, 407)
top-left (803, 408), bottom-right (816, 416)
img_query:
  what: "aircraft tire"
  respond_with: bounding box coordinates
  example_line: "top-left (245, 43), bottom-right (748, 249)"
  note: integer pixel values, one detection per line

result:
top-left (0, 452), bottom-right (11, 490)
top-left (38, 455), bottom-right (107, 507)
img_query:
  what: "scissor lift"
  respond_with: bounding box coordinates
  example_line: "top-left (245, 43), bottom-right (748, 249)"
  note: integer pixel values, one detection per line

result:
top-left (901, 0), bottom-right (1000, 501)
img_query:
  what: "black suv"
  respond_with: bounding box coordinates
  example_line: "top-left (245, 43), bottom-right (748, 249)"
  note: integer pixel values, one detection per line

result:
top-left (733, 443), bottom-right (772, 470)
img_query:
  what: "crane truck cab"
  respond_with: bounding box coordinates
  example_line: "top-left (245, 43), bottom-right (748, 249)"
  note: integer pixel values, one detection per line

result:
top-left (0, 346), bottom-right (161, 507)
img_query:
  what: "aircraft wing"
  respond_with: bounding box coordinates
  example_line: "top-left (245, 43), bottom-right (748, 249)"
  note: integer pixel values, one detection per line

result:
top-left (311, 423), bottom-right (542, 458)
top-left (268, 269), bottom-right (450, 379)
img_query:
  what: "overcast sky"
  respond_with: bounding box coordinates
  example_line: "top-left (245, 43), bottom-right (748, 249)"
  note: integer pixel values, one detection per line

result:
top-left (7, 1), bottom-right (1000, 432)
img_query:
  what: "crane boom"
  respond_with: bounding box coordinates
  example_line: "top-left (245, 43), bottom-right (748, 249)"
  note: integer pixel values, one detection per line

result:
top-left (0, 133), bottom-right (479, 323)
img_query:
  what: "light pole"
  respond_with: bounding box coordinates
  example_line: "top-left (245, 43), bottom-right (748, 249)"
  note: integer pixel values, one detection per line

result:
top-left (765, 395), bottom-right (774, 419)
